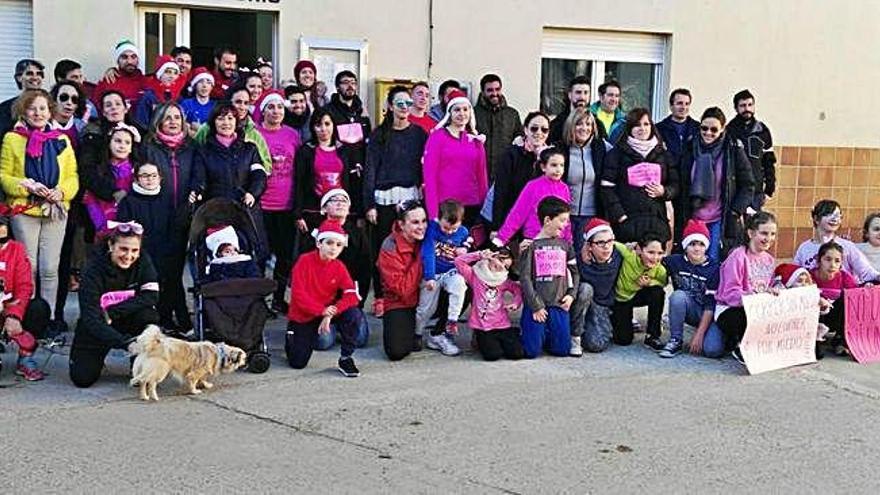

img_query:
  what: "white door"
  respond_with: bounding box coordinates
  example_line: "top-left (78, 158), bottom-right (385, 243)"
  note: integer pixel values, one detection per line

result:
top-left (137, 6), bottom-right (188, 73)
top-left (0, 0), bottom-right (33, 101)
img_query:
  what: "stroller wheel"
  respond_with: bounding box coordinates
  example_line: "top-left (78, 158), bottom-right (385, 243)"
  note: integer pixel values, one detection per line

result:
top-left (248, 352), bottom-right (271, 374)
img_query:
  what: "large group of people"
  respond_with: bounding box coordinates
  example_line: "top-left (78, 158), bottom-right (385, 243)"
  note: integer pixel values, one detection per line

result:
top-left (1, 38), bottom-right (878, 385)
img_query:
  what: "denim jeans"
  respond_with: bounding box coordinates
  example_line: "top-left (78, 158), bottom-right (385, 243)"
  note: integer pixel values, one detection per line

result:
top-left (667, 289), bottom-right (724, 358)
top-left (314, 307), bottom-right (370, 350)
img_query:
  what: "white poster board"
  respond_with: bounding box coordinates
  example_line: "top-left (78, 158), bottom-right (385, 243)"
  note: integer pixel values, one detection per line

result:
top-left (740, 286), bottom-right (820, 375)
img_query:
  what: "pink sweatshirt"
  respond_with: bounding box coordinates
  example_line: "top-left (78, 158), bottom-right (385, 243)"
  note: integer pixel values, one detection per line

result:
top-left (794, 237), bottom-right (880, 284)
top-left (422, 128), bottom-right (488, 219)
top-left (810, 268), bottom-right (858, 301)
top-left (496, 175), bottom-right (572, 244)
top-left (454, 252), bottom-right (522, 331)
top-left (715, 246), bottom-right (775, 309)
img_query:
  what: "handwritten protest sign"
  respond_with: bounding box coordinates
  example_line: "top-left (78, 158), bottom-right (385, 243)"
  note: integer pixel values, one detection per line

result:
top-left (627, 162), bottom-right (662, 187)
top-left (741, 286), bottom-right (820, 374)
top-left (845, 286), bottom-right (880, 364)
top-left (534, 248), bottom-right (566, 277)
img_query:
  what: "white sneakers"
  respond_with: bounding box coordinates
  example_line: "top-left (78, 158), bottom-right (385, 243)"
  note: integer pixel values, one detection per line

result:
top-left (426, 333), bottom-right (461, 356)
top-left (570, 336), bottom-right (583, 357)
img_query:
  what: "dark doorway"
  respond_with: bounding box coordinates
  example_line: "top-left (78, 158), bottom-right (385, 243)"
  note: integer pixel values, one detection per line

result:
top-left (189, 9), bottom-right (274, 69)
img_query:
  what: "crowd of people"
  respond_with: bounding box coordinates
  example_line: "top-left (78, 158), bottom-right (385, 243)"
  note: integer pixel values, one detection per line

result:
top-left (1, 38), bottom-right (879, 384)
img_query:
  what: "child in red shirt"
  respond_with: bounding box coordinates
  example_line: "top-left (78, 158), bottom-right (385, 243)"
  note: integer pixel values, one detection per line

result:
top-left (286, 220), bottom-right (362, 377)
top-left (810, 241), bottom-right (858, 356)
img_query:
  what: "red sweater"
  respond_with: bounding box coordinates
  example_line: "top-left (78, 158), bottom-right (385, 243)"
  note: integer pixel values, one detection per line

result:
top-left (287, 251), bottom-right (359, 323)
top-left (93, 70), bottom-right (147, 107)
top-left (210, 70), bottom-right (237, 99)
top-left (377, 226), bottom-right (423, 310)
top-left (0, 240), bottom-right (33, 320)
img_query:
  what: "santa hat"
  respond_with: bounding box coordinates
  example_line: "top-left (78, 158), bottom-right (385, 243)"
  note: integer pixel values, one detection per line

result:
top-left (314, 219), bottom-right (348, 246)
top-left (114, 39), bottom-right (139, 60)
top-left (188, 66), bottom-right (214, 92)
top-left (433, 89), bottom-right (480, 137)
top-left (774, 263), bottom-right (810, 288)
top-left (293, 60), bottom-right (317, 81)
top-left (682, 219), bottom-right (710, 249)
top-left (320, 188), bottom-right (350, 210)
top-left (583, 217), bottom-right (613, 242)
top-left (153, 55), bottom-right (179, 80)
top-left (205, 225), bottom-right (239, 257)
top-left (256, 89), bottom-right (285, 114)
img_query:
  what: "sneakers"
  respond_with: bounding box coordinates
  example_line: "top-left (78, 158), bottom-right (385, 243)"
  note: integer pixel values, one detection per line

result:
top-left (337, 357), bottom-right (360, 377)
top-left (15, 356), bottom-right (45, 382)
top-left (426, 333), bottom-right (461, 356)
top-left (445, 320), bottom-right (459, 335)
top-left (731, 347), bottom-right (745, 365)
top-left (643, 335), bottom-right (664, 352)
top-left (570, 336), bottom-right (583, 357)
top-left (658, 338), bottom-right (683, 358)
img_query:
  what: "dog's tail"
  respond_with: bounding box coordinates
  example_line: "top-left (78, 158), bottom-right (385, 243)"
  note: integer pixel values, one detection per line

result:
top-left (131, 325), bottom-right (164, 355)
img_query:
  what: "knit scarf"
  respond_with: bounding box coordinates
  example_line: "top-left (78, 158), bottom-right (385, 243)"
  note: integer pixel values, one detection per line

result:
top-left (156, 130), bottom-right (184, 149)
top-left (690, 135), bottom-right (724, 202)
top-left (472, 260), bottom-right (509, 288)
top-left (14, 124), bottom-right (62, 158)
top-left (133, 182), bottom-right (160, 196)
top-left (626, 135), bottom-right (658, 159)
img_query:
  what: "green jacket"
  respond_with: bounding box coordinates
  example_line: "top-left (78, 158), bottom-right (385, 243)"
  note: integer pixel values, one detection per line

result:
top-left (193, 116), bottom-right (272, 173)
top-left (589, 101), bottom-right (626, 143)
top-left (614, 242), bottom-right (667, 302)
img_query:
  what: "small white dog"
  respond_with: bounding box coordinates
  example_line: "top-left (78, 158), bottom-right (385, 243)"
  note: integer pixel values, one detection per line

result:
top-left (130, 325), bottom-right (247, 401)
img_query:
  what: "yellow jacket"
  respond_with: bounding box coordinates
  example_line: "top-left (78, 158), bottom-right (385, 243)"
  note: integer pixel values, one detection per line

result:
top-left (0, 130), bottom-right (79, 216)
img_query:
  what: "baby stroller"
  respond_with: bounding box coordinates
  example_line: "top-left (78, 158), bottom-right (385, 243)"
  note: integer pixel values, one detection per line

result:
top-left (189, 198), bottom-right (275, 373)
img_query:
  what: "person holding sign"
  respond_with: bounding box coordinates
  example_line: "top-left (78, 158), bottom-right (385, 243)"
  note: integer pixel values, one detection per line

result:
top-left (610, 233), bottom-right (669, 351)
top-left (600, 108), bottom-right (679, 244)
top-left (714, 212), bottom-right (779, 364)
top-left (518, 197), bottom-right (579, 358)
top-left (811, 241), bottom-right (859, 357)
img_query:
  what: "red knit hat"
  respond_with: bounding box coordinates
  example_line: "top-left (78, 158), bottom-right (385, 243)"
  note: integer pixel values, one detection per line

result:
top-left (774, 263), bottom-right (810, 288)
top-left (583, 217), bottom-right (613, 241)
top-left (153, 55), bottom-right (179, 80)
top-left (293, 60), bottom-right (317, 82)
top-left (682, 219), bottom-right (710, 248)
top-left (188, 66), bottom-right (214, 92)
top-left (315, 219), bottom-right (348, 246)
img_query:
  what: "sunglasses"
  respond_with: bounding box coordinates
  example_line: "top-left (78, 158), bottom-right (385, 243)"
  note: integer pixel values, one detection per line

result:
top-left (24, 70), bottom-right (44, 78)
top-left (529, 125), bottom-right (550, 134)
top-left (58, 93), bottom-right (79, 104)
top-left (700, 125), bottom-right (720, 133)
top-left (589, 238), bottom-right (616, 248)
top-left (393, 99), bottom-right (414, 109)
top-left (111, 222), bottom-right (144, 235)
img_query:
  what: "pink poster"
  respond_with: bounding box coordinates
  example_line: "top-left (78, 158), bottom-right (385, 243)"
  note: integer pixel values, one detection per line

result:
top-left (627, 162), bottom-right (662, 187)
top-left (100, 290), bottom-right (136, 311)
top-left (845, 287), bottom-right (880, 364)
top-left (337, 123), bottom-right (364, 144)
top-left (740, 286), bottom-right (820, 374)
top-left (534, 248), bottom-right (566, 277)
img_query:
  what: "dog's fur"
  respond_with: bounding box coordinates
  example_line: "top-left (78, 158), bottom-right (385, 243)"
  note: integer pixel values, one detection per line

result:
top-left (130, 325), bottom-right (247, 401)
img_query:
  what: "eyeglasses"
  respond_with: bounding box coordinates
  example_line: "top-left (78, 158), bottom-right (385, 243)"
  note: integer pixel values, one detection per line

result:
top-left (24, 70), bottom-right (44, 78)
top-left (589, 238), bottom-right (616, 247)
top-left (137, 173), bottom-right (159, 179)
top-left (327, 197), bottom-right (350, 204)
top-left (529, 125), bottom-right (550, 134)
top-left (393, 99), bottom-right (414, 109)
top-left (58, 93), bottom-right (79, 104)
top-left (110, 221), bottom-right (144, 235)
top-left (700, 125), bottom-right (720, 133)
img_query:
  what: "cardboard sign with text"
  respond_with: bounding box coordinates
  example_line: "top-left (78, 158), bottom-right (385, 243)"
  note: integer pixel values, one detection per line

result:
top-left (741, 286), bottom-right (820, 374)
top-left (845, 286), bottom-right (880, 364)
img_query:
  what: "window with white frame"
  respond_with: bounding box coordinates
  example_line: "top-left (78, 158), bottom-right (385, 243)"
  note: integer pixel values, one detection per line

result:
top-left (137, 6), bottom-right (187, 72)
top-left (540, 29), bottom-right (668, 119)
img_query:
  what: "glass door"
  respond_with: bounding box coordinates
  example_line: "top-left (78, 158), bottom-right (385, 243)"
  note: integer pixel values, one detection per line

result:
top-left (137, 6), bottom-right (187, 72)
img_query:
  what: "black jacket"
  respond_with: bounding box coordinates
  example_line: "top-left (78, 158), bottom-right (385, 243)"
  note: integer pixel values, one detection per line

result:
top-left (116, 188), bottom-right (178, 260)
top-left (655, 116), bottom-right (700, 162)
top-left (363, 124), bottom-right (426, 210)
top-left (293, 142), bottom-right (361, 219)
top-left (491, 144), bottom-right (541, 230)
top-left (191, 134), bottom-right (266, 203)
top-left (325, 94), bottom-right (370, 216)
top-left (78, 118), bottom-right (144, 201)
top-left (474, 94), bottom-right (522, 180)
top-left (0, 96), bottom-right (16, 137)
top-left (560, 137), bottom-right (610, 218)
top-left (142, 137), bottom-right (198, 210)
top-left (726, 116), bottom-right (776, 202)
top-left (75, 250), bottom-right (159, 349)
top-left (674, 135), bottom-right (755, 256)
top-left (600, 141), bottom-right (679, 243)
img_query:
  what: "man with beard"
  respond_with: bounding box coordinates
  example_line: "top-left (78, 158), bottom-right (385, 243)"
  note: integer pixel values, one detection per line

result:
top-left (210, 46), bottom-right (239, 99)
top-left (325, 70), bottom-right (371, 218)
top-left (428, 79), bottom-right (462, 122)
top-left (548, 75), bottom-right (590, 144)
top-left (0, 58), bottom-right (45, 135)
top-left (474, 73), bottom-right (522, 180)
top-left (94, 40), bottom-right (147, 108)
top-left (283, 84), bottom-right (311, 142)
top-left (726, 89), bottom-right (776, 212)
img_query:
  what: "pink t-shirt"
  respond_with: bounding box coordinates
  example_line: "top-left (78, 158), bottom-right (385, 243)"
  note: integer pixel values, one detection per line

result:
top-left (811, 268), bottom-right (858, 301)
top-left (313, 147), bottom-right (344, 198)
top-left (258, 125), bottom-right (301, 211)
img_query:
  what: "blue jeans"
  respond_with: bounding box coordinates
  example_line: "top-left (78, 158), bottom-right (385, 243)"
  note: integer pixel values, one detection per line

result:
top-left (520, 306), bottom-right (571, 358)
top-left (315, 307), bottom-right (370, 350)
top-left (667, 290), bottom-right (724, 358)
top-left (706, 220), bottom-right (722, 263)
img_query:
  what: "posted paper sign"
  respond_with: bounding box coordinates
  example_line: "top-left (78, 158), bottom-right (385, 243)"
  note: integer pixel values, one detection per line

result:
top-left (845, 287), bottom-right (880, 364)
top-left (337, 123), bottom-right (364, 144)
top-left (740, 286), bottom-right (820, 374)
top-left (627, 162), bottom-right (662, 187)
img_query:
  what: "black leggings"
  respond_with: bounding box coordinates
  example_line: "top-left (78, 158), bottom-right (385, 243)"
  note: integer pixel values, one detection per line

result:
top-left (383, 307), bottom-right (416, 361)
top-left (717, 306), bottom-right (748, 352)
top-left (263, 210), bottom-right (296, 301)
top-left (611, 286), bottom-right (665, 345)
top-left (474, 328), bottom-right (523, 361)
top-left (157, 253), bottom-right (190, 329)
top-left (820, 296), bottom-right (846, 345)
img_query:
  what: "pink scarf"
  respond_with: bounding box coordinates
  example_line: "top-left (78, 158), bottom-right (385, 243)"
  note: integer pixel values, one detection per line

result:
top-left (626, 135), bottom-right (659, 159)
top-left (156, 130), bottom-right (185, 149)
top-left (14, 124), bottom-right (62, 158)
top-left (216, 133), bottom-right (237, 148)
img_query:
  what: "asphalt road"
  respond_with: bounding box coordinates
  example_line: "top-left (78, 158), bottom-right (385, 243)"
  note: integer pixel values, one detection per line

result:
top-left (3, 307), bottom-right (880, 494)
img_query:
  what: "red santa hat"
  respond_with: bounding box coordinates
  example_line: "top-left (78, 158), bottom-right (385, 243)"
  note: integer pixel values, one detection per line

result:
top-left (682, 219), bottom-right (711, 249)
top-left (205, 225), bottom-right (239, 257)
top-left (320, 188), bottom-right (351, 210)
top-left (583, 217), bottom-right (613, 242)
top-left (153, 55), bottom-right (180, 81)
top-left (314, 219), bottom-right (348, 246)
top-left (256, 89), bottom-right (285, 114)
top-left (188, 66), bottom-right (215, 92)
top-left (433, 89), bottom-right (480, 137)
top-left (774, 263), bottom-right (810, 288)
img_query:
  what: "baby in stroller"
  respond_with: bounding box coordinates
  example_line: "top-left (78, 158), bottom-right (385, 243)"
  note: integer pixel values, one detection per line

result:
top-left (201, 225), bottom-right (260, 283)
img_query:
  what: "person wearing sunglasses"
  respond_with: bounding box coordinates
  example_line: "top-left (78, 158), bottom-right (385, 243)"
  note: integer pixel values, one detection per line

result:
top-left (474, 73), bottom-right (522, 181)
top-left (69, 221), bottom-right (160, 388)
top-left (0, 59), bottom-right (46, 136)
top-left (364, 85), bottom-right (428, 310)
top-left (675, 107), bottom-right (754, 261)
top-left (50, 80), bottom-right (88, 150)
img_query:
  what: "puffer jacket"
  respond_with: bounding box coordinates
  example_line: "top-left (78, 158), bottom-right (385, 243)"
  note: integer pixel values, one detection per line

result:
top-left (190, 134), bottom-right (266, 203)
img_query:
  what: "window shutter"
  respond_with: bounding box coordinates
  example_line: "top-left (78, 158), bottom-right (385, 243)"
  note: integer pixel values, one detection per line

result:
top-left (0, 0), bottom-right (33, 101)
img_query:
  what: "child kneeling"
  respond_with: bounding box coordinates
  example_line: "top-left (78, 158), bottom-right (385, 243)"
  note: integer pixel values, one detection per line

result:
top-left (286, 220), bottom-right (361, 377)
top-left (611, 233), bottom-right (668, 350)
top-left (455, 248), bottom-right (523, 361)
